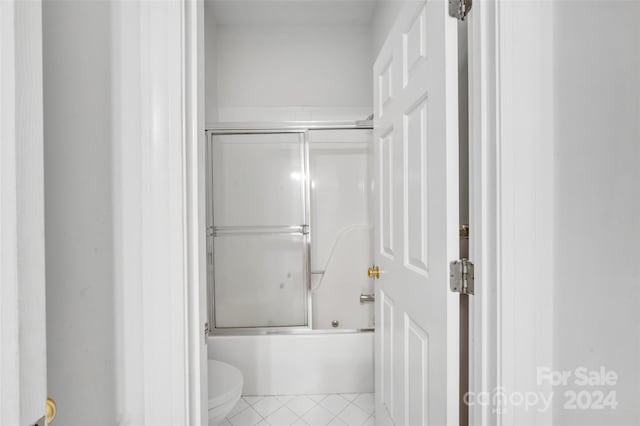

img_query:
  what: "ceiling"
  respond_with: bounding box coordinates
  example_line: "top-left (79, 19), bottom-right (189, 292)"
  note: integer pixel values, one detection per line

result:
top-left (208, 0), bottom-right (379, 25)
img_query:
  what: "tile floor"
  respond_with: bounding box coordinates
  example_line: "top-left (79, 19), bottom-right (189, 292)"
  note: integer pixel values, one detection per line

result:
top-left (221, 393), bottom-right (375, 426)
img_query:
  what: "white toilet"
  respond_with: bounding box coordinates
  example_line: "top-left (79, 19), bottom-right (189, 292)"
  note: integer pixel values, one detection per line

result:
top-left (208, 360), bottom-right (243, 425)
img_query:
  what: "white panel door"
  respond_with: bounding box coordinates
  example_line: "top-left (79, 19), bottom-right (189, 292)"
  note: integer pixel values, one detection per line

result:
top-left (373, 1), bottom-right (459, 425)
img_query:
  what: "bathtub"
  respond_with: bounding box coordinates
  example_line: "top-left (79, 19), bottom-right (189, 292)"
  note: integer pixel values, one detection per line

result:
top-left (207, 331), bottom-right (374, 396)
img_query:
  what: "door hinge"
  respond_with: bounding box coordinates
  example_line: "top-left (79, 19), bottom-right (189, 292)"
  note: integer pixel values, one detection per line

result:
top-left (449, 259), bottom-right (474, 295)
top-left (204, 322), bottom-right (210, 336)
top-left (448, 0), bottom-right (472, 20)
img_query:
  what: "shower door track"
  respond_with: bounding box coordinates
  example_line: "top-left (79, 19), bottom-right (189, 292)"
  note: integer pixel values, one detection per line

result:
top-left (211, 327), bottom-right (374, 336)
top-left (205, 120), bottom-right (374, 133)
top-left (206, 122), bottom-right (374, 336)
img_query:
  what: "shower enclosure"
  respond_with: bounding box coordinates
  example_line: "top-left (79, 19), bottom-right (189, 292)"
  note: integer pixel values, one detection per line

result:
top-left (206, 121), bottom-right (374, 333)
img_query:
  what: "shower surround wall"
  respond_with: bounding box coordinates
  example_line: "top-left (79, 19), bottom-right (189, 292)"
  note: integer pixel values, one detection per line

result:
top-left (308, 129), bottom-right (373, 330)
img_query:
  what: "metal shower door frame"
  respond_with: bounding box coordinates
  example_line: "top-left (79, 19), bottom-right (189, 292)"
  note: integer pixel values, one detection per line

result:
top-left (205, 128), bottom-right (312, 334)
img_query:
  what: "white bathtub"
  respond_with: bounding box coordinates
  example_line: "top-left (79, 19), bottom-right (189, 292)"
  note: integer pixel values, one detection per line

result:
top-left (208, 331), bottom-right (374, 396)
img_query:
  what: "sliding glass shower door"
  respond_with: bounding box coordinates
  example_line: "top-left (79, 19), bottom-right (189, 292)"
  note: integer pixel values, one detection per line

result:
top-left (207, 132), bottom-right (310, 329)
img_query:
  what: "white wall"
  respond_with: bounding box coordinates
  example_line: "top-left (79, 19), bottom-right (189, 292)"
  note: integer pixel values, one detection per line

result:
top-left (42, 1), bottom-right (116, 425)
top-left (207, 22), bottom-right (373, 122)
top-left (371, 0), bottom-right (404, 58)
top-left (485, 2), bottom-right (640, 424)
top-left (551, 2), bottom-right (640, 425)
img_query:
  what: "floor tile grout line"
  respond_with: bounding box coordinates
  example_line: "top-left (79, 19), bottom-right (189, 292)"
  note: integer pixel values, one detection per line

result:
top-left (321, 395), bottom-right (352, 425)
top-left (298, 395), bottom-right (335, 425)
top-left (272, 396), bottom-right (317, 425)
top-left (328, 399), bottom-right (374, 426)
top-left (298, 401), bottom-right (317, 418)
top-left (265, 404), bottom-right (304, 425)
top-left (226, 403), bottom-right (267, 425)
top-left (227, 393), bottom-right (374, 426)
top-left (250, 396), bottom-right (283, 425)
top-left (287, 394), bottom-right (323, 420)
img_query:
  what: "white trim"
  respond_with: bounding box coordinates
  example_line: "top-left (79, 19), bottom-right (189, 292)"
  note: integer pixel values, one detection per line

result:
top-left (183, 0), bottom-right (208, 424)
top-left (112, 2), bottom-right (145, 423)
top-left (469, 2), bottom-right (555, 425)
top-left (112, 1), bottom-right (205, 424)
top-left (468, 1), bottom-right (500, 424)
top-left (444, 2), bottom-right (461, 426)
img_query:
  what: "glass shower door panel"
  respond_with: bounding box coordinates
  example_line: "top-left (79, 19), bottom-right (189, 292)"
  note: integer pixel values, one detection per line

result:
top-left (211, 133), bottom-right (305, 227)
top-left (214, 234), bottom-right (308, 328)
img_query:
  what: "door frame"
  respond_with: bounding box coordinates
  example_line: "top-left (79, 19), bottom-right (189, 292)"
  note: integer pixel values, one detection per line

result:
top-left (115, 0), bottom-right (556, 424)
top-left (468, 1), bottom-right (554, 424)
top-left (111, 0), bottom-right (207, 424)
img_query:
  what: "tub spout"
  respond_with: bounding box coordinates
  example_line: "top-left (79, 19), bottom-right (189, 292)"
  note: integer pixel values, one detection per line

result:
top-left (359, 293), bottom-right (375, 303)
